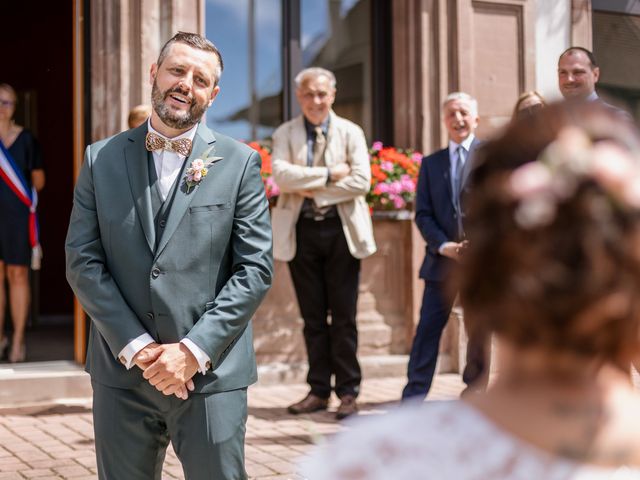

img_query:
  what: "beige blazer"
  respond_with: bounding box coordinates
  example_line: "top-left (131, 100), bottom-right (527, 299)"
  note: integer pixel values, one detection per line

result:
top-left (271, 111), bottom-right (376, 261)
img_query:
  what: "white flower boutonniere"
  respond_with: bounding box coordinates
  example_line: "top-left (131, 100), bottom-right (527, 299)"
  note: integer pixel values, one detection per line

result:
top-left (185, 159), bottom-right (209, 193)
top-left (183, 146), bottom-right (223, 193)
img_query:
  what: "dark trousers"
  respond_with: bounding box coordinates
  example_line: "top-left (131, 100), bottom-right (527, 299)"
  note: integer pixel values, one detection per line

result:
top-left (288, 216), bottom-right (361, 399)
top-left (92, 381), bottom-right (248, 480)
top-left (402, 280), bottom-right (488, 400)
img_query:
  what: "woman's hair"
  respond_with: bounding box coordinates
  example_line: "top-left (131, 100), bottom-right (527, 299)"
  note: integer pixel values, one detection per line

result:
top-left (460, 102), bottom-right (640, 365)
top-left (512, 91), bottom-right (546, 120)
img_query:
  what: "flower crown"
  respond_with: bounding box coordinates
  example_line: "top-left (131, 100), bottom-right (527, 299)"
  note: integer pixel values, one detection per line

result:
top-left (508, 127), bottom-right (640, 229)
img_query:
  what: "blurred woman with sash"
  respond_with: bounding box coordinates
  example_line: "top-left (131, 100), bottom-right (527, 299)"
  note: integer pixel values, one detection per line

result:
top-left (0, 83), bottom-right (45, 363)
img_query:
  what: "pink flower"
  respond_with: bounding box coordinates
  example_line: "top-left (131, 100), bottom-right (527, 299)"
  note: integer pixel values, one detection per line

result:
top-left (389, 181), bottom-right (403, 195)
top-left (412, 152), bottom-right (423, 164)
top-left (191, 159), bottom-right (205, 170)
top-left (265, 176), bottom-right (280, 198)
top-left (400, 174), bottom-right (415, 193)
top-left (376, 183), bottom-right (390, 194)
top-left (380, 161), bottom-right (394, 172)
top-left (393, 195), bottom-right (406, 209)
top-left (509, 162), bottom-right (553, 199)
top-left (372, 141), bottom-right (383, 151)
top-left (193, 171), bottom-right (202, 182)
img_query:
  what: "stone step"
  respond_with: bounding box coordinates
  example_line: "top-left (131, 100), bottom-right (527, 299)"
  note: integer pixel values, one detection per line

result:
top-left (0, 355), bottom-right (410, 407)
top-left (0, 361), bottom-right (92, 408)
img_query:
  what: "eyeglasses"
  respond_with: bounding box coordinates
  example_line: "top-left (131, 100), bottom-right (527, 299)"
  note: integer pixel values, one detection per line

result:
top-left (0, 100), bottom-right (15, 108)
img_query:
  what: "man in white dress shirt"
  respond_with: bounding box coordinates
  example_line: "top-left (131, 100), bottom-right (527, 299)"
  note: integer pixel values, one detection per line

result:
top-left (558, 46), bottom-right (632, 121)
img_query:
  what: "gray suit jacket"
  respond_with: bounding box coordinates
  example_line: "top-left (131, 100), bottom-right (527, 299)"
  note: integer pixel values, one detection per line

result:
top-left (65, 122), bottom-right (273, 394)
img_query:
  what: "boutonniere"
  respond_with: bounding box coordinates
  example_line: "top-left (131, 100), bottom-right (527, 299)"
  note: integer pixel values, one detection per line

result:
top-left (183, 146), bottom-right (223, 193)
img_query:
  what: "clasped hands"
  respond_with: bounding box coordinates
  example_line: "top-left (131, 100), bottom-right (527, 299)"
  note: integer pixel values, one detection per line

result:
top-left (133, 342), bottom-right (199, 400)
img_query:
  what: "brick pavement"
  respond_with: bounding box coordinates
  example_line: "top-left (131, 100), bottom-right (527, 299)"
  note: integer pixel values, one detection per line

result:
top-left (0, 374), bottom-right (465, 479)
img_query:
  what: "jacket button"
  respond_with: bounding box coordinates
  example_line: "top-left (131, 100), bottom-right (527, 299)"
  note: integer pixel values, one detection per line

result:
top-left (159, 220), bottom-right (166, 228)
top-left (146, 312), bottom-right (154, 320)
top-left (151, 268), bottom-right (160, 278)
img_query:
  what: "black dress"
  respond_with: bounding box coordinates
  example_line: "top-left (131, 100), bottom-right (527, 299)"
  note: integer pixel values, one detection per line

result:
top-left (0, 130), bottom-right (44, 266)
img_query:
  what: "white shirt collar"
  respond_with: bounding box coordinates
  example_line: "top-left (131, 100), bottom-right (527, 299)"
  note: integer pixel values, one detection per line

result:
top-left (448, 134), bottom-right (475, 157)
top-left (586, 91), bottom-right (599, 102)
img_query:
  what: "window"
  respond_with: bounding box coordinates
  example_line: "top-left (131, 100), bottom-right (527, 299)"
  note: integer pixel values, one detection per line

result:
top-left (205, 0), bottom-right (283, 141)
top-left (205, 0), bottom-right (381, 142)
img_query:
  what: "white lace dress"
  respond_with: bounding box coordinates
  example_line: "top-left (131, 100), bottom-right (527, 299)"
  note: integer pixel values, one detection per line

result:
top-left (301, 400), bottom-right (640, 480)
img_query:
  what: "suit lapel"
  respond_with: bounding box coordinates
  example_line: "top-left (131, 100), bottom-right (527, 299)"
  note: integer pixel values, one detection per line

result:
top-left (124, 126), bottom-right (156, 253)
top-left (460, 138), bottom-right (480, 189)
top-left (155, 123), bottom-right (217, 259)
top-left (291, 116), bottom-right (308, 166)
top-left (441, 149), bottom-right (455, 208)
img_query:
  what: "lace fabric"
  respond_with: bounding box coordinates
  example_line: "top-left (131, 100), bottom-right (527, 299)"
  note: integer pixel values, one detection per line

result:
top-left (302, 400), bottom-right (640, 480)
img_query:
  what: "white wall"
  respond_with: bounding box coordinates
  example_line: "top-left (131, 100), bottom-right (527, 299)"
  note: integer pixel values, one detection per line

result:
top-left (535, 0), bottom-right (571, 101)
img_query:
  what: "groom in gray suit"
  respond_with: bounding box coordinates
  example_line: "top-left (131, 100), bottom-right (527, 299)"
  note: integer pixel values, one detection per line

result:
top-left (65, 32), bottom-right (273, 479)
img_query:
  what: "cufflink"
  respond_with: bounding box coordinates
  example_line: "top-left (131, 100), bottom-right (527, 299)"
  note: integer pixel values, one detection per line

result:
top-left (119, 355), bottom-right (126, 365)
top-left (205, 361), bottom-right (211, 370)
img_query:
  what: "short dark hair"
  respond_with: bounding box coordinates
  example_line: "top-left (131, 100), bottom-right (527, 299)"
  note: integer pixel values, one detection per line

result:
top-left (559, 46), bottom-right (598, 69)
top-left (157, 32), bottom-right (224, 86)
top-left (459, 102), bottom-right (640, 366)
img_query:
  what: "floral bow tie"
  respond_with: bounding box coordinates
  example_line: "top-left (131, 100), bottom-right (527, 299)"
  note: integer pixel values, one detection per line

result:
top-left (145, 131), bottom-right (192, 157)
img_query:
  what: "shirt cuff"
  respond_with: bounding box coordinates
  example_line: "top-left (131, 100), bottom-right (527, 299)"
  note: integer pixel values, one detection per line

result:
top-left (181, 338), bottom-right (212, 375)
top-left (438, 241), bottom-right (456, 255)
top-left (118, 333), bottom-right (155, 369)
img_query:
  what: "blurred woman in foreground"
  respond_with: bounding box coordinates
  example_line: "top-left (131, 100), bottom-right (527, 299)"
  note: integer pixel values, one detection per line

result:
top-left (303, 103), bottom-right (640, 479)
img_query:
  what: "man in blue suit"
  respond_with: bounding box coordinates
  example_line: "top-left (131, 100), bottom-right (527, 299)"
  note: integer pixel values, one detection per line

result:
top-left (402, 92), bottom-right (486, 400)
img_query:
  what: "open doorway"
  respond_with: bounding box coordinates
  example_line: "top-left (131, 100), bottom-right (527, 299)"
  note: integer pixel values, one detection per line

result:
top-left (1, 2), bottom-right (75, 363)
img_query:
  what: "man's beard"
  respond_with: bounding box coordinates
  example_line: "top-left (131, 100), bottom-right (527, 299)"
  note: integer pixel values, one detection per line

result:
top-left (151, 81), bottom-right (208, 129)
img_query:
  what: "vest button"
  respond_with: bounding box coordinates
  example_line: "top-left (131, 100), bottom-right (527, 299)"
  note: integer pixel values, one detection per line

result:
top-left (151, 268), bottom-right (161, 278)
top-left (146, 312), bottom-right (154, 320)
top-left (159, 220), bottom-right (166, 228)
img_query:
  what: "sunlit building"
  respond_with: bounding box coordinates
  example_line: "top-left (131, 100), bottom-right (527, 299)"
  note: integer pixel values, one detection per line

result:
top-left (1, 0), bottom-right (637, 373)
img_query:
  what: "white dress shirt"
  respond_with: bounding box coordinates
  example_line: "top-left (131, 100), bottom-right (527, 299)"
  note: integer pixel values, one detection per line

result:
top-left (117, 120), bottom-right (211, 375)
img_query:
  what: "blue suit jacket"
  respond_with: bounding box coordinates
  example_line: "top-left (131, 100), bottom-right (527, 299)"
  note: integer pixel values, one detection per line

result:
top-left (416, 139), bottom-right (480, 282)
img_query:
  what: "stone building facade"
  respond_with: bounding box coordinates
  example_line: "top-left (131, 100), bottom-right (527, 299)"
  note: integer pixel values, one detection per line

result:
top-left (8, 0), bottom-right (637, 371)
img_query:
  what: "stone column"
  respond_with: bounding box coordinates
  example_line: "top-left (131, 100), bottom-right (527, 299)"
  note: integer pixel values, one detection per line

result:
top-left (570, 0), bottom-right (592, 48)
top-left (90, 0), bottom-right (204, 140)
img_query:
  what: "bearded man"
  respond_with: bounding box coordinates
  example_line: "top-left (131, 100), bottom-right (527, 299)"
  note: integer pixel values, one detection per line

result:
top-left (65, 32), bottom-right (273, 480)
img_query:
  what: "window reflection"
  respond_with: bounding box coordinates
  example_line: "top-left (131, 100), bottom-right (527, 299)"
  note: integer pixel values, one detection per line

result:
top-left (205, 0), bottom-right (283, 141)
top-left (301, 0), bottom-right (372, 139)
top-left (204, 0), bottom-right (371, 141)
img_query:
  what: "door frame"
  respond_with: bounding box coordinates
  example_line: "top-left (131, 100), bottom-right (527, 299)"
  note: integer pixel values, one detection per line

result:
top-left (72, 0), bottom-right (88, 364)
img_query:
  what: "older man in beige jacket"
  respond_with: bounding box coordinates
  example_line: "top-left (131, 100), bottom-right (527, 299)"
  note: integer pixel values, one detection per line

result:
top-left (272, 67), bottom-right (376, 419)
